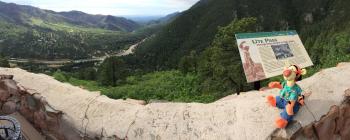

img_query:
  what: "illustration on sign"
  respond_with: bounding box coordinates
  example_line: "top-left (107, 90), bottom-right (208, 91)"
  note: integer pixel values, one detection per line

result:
top-left (238, 41), bottom-right (266, 82)
top-left (235, 31), bottom-right (313, 83)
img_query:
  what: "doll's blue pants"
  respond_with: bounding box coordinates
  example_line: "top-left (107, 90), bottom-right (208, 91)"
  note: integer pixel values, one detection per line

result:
top-left (275, 96), bottom-right (301, 122)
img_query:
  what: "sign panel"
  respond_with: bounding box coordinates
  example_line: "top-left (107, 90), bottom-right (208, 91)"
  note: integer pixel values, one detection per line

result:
top-left (235, 30), bottom-right (313, 83)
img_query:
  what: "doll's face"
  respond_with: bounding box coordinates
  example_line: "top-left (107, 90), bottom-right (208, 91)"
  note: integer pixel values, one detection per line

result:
top-left (283, 66), bottom-right (297, 81)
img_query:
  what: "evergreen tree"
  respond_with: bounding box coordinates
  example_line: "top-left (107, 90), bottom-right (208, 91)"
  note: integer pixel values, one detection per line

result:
top-left (178, 51), bottom-right (198, 74)
top-left (97, 57), bottom-right (128, 86)
top-left (198, 17), bottom-right (257, 97)
top-left (0, 55), bottom-right (10, 68)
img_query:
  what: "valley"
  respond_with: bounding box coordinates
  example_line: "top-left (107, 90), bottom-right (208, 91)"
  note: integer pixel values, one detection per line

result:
top-left (1, 0), bottom-right (350, 104)
top-left (8, 38), bottom-right (147, 68)
top-left (0, 1), bottom-right (155, 61)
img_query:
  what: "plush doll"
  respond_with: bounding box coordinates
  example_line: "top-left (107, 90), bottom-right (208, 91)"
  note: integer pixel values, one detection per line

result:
top-left (266, 65), bottom-right (307, 128)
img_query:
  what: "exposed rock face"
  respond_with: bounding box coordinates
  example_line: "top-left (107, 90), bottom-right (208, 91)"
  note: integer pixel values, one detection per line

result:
top-left (0, 75), bottom-right (72, 139)
top-left (293, 95), bottom-right (350, 140)
top-left (0, 62), bottom-right (349, 140)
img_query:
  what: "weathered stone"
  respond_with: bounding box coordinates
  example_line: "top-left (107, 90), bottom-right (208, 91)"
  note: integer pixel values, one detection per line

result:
top-left (0, 75), bottom-right (13, 80)
top-left (0, 62), bottom-right (349, 139)
top-left (1, 101), bottom-right (17, 114)
top-left (345, 89), bottom-right (350, 97)
top-left (302, 123), bottom-right (316, 139)
top-left (0, 79), bottom-right (19, 102)
top-left (269, 121), bottom-right (302, 140)
top-left (339, 103), bottom-right (350, 139)
top-left (126, 98), bottom-right (146, 105)
top-left (313, 105), bottom-right (339, 140)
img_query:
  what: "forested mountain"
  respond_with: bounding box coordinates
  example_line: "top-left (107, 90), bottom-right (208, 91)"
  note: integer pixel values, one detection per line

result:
top-left (0, 1), bottom-right (146, 59)
top-left (57, 11), bottom-right (139, 32)
top-left (134, 0), bottom-right (350, 71)
top-left (0, 1), bottom-right (139, 32)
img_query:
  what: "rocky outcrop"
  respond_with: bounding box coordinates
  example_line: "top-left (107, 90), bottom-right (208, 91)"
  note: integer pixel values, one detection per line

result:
top-left (0, 74), bottom-right (73, 139)
top-left (296, 88), bottom-right (350, 140)
top-left (0, 62), bottom-right (349, 140)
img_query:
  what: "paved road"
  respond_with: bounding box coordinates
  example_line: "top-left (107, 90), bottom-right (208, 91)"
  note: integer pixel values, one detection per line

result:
top-left (8, 38), bottom-right (147, 66)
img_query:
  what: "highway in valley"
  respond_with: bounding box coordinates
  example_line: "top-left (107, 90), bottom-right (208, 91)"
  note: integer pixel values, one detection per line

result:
top-left (8, 38), bottom-right (147, 67)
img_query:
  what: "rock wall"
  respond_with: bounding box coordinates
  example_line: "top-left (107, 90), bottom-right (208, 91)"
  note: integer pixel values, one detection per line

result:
top-left (0, 62), bottom-right (349, 140)
top-left (293, 90), bottom-right (350, 140)
top-left (0, 75), bottom-right (79, 139)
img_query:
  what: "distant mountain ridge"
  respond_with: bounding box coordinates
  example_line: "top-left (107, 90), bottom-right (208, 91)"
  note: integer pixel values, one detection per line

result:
top-left (56, 11), bottom-right (140, 32)
top-left (146, 12), bottom-right (181, 25)
top-left (0, 1), bottom-right (140, 32)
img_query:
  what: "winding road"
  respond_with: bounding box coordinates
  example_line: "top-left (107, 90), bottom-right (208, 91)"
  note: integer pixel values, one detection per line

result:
top-left (8, 38), bottom-right (147, 66)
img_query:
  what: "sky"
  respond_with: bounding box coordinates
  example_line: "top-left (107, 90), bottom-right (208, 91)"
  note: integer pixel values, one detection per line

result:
top-left (1, 0), bottom-right (199, 16)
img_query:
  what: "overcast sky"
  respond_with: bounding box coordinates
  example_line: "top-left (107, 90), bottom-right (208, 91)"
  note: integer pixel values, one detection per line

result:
top-left (1, 0), bottom-right (199, 16)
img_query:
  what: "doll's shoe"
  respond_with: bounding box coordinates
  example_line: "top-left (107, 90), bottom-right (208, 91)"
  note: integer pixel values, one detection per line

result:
top-left (275, 117), bottom-right (288, 128)
top-left (266, 95), bottom-right (276, 107)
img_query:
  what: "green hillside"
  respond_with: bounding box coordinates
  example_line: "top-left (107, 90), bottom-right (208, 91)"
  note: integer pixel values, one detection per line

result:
top-left (0, 20), bottom-right (143, 59)
top-left (0, 1), bottom-right (149, 59)
top-left (133, 0), bottom-right (350, 71)
top-left (0, 1), bottom-right (140, 32)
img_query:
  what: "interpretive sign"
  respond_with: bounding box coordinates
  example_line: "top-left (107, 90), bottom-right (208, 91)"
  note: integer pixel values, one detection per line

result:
top-left (235, 30), bottom-right (313, 83)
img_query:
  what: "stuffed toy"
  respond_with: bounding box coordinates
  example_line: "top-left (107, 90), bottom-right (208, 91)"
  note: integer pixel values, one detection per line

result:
top-left (266, 65), bottom-right (307, 128)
